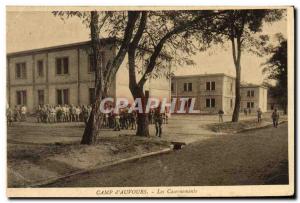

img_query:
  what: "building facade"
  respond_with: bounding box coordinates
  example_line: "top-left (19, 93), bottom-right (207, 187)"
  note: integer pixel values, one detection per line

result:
top-left (7, 39), bottom-right (171, 112)
top-left (240, 84), bottom-right (268, 112)
top-left (171, 74), bottom-right (268, 114)
top-left (171, 74), bottom-right (236, 114)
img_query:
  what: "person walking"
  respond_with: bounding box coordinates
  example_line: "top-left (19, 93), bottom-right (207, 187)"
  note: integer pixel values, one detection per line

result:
top-left (218, 109), bottom-right (224, 123)
top-left (257, 108), bottom-right (262, 123)
top-left (271, 108), bottom-right (280, 128)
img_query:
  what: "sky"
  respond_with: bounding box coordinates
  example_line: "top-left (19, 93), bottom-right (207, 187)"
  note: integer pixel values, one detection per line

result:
top-left (6, 10), bottom-right (287, 84)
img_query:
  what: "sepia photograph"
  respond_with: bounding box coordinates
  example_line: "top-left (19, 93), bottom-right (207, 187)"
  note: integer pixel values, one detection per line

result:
top-left (5, 6), bottom-right (294, 197)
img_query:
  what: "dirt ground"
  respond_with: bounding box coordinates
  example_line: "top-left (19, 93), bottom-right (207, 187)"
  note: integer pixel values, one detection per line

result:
top-left (7, 113), bottom-right (289, 187)
top-left (7, 134), bottom-right (170, 187)
top-left (45, 123), bottom-right (289, 187)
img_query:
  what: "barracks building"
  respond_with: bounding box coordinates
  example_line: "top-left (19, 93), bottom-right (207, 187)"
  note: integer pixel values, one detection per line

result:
top-left (6, 38), bottom-right (171, 112)
top-left (171, 74), bottom-right (268, 114)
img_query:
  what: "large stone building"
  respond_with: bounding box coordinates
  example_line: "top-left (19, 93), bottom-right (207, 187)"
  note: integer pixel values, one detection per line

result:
top-left (171, 74), bottom-right (268, 114)
top-left (6, 39), bottom-right (171, 112)
top-left (171, 74), bottom-right (236, 114)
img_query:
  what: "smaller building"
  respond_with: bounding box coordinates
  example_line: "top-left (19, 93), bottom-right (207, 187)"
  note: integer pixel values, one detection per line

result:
top-left (240, 83), bottom-right (268, 112)
top-left (171, 73), bottom-right (236, 114)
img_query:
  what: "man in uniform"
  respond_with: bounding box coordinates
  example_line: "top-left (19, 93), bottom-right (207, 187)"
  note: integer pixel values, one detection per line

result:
top-left (218, 109), bottom-right (224, 123)
top-left (154, 107), bottom-right (163, 137)
top-left (271, 108), bottom-right (280, 128)
top-left (20, 105), bottom-right (27, 121)
top-left (114, 111), bottom-right (121, 131)
top-left (257, 108), bottom-right (262, 123)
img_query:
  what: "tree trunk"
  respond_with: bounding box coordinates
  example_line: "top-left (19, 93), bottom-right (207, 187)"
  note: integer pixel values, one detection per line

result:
top-left (129, 80), bottom-right (150, 137)
top-left (231, 35), bottom-right (242, 122)
top-left (232, 67), bottom-right (241, 122)
top-left (136, 111), bottom-right (150, 137)
top-left (81, 99), bottom-right (103, 144)
top-left (81, 11), bottom-right (104, 145)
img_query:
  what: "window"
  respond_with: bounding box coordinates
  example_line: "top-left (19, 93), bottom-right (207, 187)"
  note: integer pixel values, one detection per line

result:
top-left (247, 90), bottom-right (254, 97)
top-left (15, 63), bottom-right (26, 79)
top-left (206, 98), bottom-right (215, 108)
top-left (89, 88), bottom-right (95, 104)
top-left (16, 90), bottom-right (27, 105)
top-left (188, 83), bottom-right (192, 91)
top-left (211, 81), bottom-right (215, 90)
top-left (56, 89), bottom-right (69, 105)
top-left (37, 90), bottom-right (44, 105)
top-left (171, 83), bottom-right (174, 92)
top-left (37, 60), bottom-right (44, 77)
top-left (206, 82), bottom-right (210, 90)
top-left (56, 57), bottom-right (69, 75)
top-left (183, 83), bottom-right (192, 92)
top-left (247, 102), bottom-right (255, 108)
top-left (230, 99), bottom-right (233, 108)
top-left (206, 81), bottom-right (215, 91)
top-left (88, 52), bottom-right (105, 73)
top-left (211, 98), bottom-right (215, 107)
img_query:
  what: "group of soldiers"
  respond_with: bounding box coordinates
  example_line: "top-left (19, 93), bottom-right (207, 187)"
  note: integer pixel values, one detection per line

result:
top-left (103, 107), bottom-right (168, 137)
top-left (6, 103), bottom-right (168, 137)
top-left (35, 104), bottom-right (92, 123)
top-left (6, 105), bottom-right (27, 125)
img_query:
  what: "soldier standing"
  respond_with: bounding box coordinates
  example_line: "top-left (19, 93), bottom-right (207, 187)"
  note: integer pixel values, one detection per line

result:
top-left (154, 108), bottom-right (163, 137)
top-left (257, 108), bottom-right (262, 123)
top-left (114, 112), bottom-right (121, 131)
top-left (6, 107), bottom-right (13, 126)
top-left (218, 109), bottom-right (224, 122)
top-left (272, 108), bottom-right (280, 128)
top-left (20, 105), bottom-right (27, 121)
top-left (129, 110), bottom-right (137, 130)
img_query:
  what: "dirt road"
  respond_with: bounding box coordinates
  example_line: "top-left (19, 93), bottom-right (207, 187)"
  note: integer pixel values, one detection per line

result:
top-left (45, 123), bottom-right (289, 187)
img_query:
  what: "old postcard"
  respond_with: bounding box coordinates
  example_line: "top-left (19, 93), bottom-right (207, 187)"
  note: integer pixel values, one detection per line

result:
top-left (6, 6), bottom-right (294, 197)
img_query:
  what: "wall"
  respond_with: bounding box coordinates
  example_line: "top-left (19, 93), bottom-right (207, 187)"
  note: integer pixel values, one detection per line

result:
top-left (115, 54), bottom-right (171, 105)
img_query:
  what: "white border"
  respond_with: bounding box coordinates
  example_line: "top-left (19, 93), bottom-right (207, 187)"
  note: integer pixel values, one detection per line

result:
top-left (1, 0), bottom-right (298, 202)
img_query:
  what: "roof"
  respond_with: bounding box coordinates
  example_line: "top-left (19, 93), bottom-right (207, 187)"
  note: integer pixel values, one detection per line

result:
top-left (7, 38), bottom-right (116, 58)
top-left (7, 37), bottom-right (171, 60)
top-left (172, 73), bottom-right (236, 80)
top-left (240, 82), bottom-right (268, 89)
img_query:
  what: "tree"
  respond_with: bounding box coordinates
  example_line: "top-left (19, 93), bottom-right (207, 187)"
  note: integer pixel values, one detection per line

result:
top-left (103, 10), bottom-right (223, 136)
top-left (207, 10), bottom-right (284, 122)
top-left (263, 36), bottom-right (287, 113)
top-left (53, 11), bottom-right (140, 144)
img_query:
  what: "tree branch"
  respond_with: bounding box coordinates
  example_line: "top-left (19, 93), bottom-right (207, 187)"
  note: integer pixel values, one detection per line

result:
top-left (138, 11), bottom-right (224, 87)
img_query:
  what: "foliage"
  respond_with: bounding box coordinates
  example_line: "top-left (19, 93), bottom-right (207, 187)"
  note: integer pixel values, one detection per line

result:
top-left (263, 36), bottom-right (287, 112)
